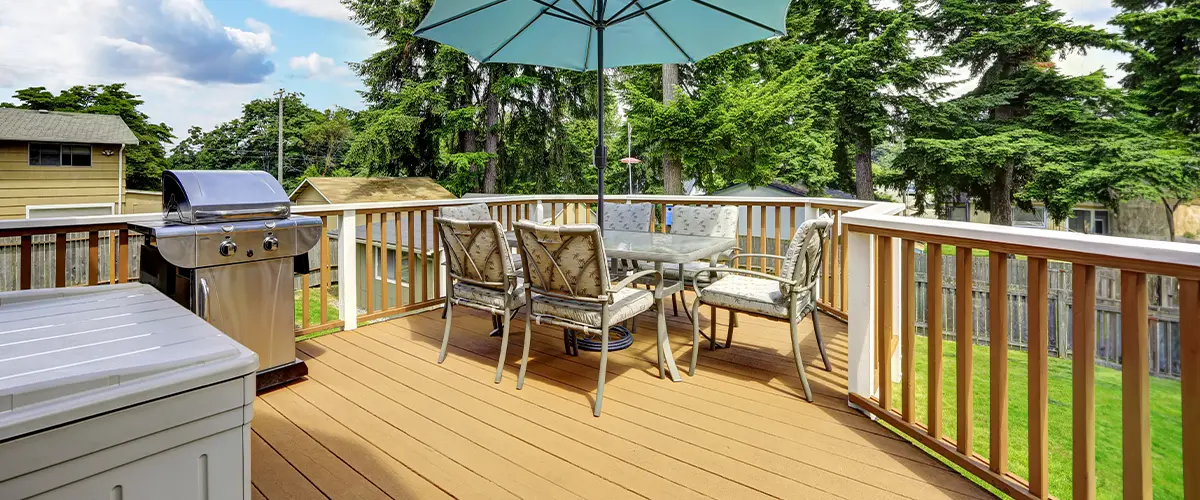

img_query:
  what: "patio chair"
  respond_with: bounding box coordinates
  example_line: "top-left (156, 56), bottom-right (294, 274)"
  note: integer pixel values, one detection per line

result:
top-left (435, 217), bottom-right (526, 384)
top-left (639, 205), bottom-right (740, 324)
top-left (440, 202), bottom-right (493, 221)
top-left (601, 202), bottom-right (653, 231)
top-left (513, 220), bottom-right (664, 417)
top-left (688, 215), bottom-right (833, 402)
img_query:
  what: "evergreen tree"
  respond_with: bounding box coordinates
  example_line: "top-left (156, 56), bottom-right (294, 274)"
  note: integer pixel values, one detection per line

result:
top-left (1114, 0), bottom-right (1200, 137)
top-left (784, 0), bottom-right (945, 200)
top-left (899, 0), bottom-right (1126, 225)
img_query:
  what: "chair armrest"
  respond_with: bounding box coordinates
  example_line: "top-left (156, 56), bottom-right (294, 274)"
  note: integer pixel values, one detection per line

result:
top-left (690, 266), bottom-right (797, 292)
top-left (610, 269), bottom-right (662, 295)
top-left (729, 253), bottom-right (786, 263)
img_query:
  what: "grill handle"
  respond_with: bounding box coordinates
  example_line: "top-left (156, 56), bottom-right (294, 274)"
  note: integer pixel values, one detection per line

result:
top-left (198, 278), bottom-right (211, 322)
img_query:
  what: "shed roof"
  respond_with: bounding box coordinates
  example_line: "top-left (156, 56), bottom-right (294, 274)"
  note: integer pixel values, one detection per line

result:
top-left (291, 177), bottom-right (456, 204)
top-left (0, 108), bottom-right (139, 145)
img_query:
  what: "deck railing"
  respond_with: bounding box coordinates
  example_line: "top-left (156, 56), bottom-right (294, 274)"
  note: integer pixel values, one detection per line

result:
top-left (3, 192), bottom-right (1191, 498)
top-left (842, 202), bottom-right (1199, 500)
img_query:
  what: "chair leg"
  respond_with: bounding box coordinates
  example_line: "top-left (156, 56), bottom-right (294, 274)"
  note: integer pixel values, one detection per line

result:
top-left (494, 308), bottom-right (512, 384)
top-left (811, 311), bottom-right (832, 372)
top-left (714, 311), bottom-right (735, 350)
top-left (438, 299), bottom-right (453, 364)
top-left (690, 298), bottom-right (703, 376)
top-left (672, 294), bottom-right (679, 316)
top-left (789, 318), bottom-right (814, 402)
top-left (657, 297), bottom-right (667, 379)
top-left (517, 312), bottom-right (534, 390)
top-left (594, 325), bottom-right (610, 417)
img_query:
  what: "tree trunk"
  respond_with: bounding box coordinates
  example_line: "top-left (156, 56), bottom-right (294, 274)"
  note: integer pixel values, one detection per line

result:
top-left (854, 137), bottom-right (873, 200)
top-left (988, 161), bottom-right (1014, 225)
top-left (661, 64), bottom-right (683, 195)
top-left (483, 92), bottom-right (499, 194)
top-left (1163, 197), bottom-right (1180, 241)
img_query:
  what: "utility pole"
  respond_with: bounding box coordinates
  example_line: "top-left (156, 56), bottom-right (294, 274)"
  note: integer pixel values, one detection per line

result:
top-left (274, 89), bottom-right (285, 184)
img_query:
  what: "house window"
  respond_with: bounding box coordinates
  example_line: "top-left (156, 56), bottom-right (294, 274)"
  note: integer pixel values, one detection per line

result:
top-left (1069, 208), bottom-right (1110, 235)
top-left (373, 247), bottom-right (400, 283)
top-left (1013, 206), bottom-right (1047, 228)
top-left (28, 143), bottom-right (91, 166)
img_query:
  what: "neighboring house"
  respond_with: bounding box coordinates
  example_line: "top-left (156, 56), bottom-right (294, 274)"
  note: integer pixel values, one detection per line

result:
top-left (710, 181), bottom-right (856, 200)
top-left (328, 221), bottom-right (438, 313)
top-left (294, 177), bottom-right (457, 306)
top-left (0, 108), bottom-right (139, 219)
top-left (122, 190), bottom-right (162, 214)
top-left (900, 191), bottom-right (1200, 242)
top-left (290, 176), bottom-right (457, 207)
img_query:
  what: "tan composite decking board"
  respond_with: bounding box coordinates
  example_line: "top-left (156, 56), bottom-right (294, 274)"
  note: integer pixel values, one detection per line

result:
top-left (252, 304), bottom-right (992, 500)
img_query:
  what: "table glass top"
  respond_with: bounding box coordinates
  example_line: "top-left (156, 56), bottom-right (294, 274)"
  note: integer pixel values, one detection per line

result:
top-left (507, 229), bottom-right (735, 264)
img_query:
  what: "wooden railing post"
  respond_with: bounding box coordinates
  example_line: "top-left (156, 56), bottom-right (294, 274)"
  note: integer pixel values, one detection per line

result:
top-left (1029, 257), bottom-right (1050, 498)
top-left (927, 244), bottom-right (944, 439)
top-left (339, 210), bottom-right (359, 331)
top-left (956, 247), bottom-right (974, 456)
top-left (877, 236), bottom-right (895, 411)
top-left (1073, 264), bottom-right (1097, 500)
top-left (989, 252), bottom-right (1010, 474)
top-left (1121, 271), bottom-right (1151, 499)
top-left (1180, 278), bottom-right (1199, 500)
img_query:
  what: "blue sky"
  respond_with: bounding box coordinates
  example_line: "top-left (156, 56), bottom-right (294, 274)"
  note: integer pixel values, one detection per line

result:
top-left (0, 0), bottom-right (1127, 144)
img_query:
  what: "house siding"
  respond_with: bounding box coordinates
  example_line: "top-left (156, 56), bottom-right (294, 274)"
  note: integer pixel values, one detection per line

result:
top-left (292, 185), bottom-right (329, 205)
top-left (354, 244), bottom-right (438, 312)
top-left (0, 140), bottom-right (121, 219)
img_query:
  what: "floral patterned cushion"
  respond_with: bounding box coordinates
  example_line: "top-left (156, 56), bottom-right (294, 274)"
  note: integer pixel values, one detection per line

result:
top-left (441, 203), bottom-right (492, 221)
top-left (778, 216), bottom-right (831, 294)
top-left (437, 219), bottom-right (514, 284)
top-left (670, 205), bottom-right (739, 238)
top-left (531, 287), bottom-right (654, 328)
top-left (452, 281), bottom-right (526, 311)
top-left (699, 274), bottom-right (811, 319)
top-left (515, 222), bottom-right (610, 298)
top-left (602, 202), bottom-right (653, 231)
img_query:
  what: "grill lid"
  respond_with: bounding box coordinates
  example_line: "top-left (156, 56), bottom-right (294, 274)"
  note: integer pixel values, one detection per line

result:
top-left (163, 170), bottom-right (290, 224)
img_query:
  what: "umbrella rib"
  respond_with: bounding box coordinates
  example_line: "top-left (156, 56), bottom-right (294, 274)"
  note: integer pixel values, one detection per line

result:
top-left (529, 0), bottom-right (593, 24)
top-left (607, 0), bottom-right (672, 25)
top-left (568, 0), bottom-right (594, 21)
top-left (414, 0), bottom-right (511, 35)
top-left (635, 1), bottom-right (693, 62)
top-left (685, 0), bottom-right (784, 36)
top-left (482, 0), bottom-right (565, 63)
top-left (604, 0), bottom-right (643, 24)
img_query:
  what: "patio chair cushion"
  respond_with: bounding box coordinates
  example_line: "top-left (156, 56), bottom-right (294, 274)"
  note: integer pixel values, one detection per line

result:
top-left (670, 205), bottom-right (739, 238)
top-left (778, 216), bottom-right (831, 294)
top-left (452, 281), bottom-right (526, 311)
top-left (699, 274), bottom-right (810, 319)
top-left (531, 287), bottom-right (654, 329)
top-left (602, 202), bottom-right (653, 231)
top-left (441, 203), bottom-right (492, 221)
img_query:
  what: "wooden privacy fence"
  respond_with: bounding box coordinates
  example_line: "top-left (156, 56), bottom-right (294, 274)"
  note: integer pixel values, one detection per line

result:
top-left (846, 221), bottom-right (1200, 500)
top-left (913, 250), bottom-right (1182, 379)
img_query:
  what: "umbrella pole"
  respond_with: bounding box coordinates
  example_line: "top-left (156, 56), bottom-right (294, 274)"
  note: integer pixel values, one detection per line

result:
top-left (595, 27), bottom-right (606, 231)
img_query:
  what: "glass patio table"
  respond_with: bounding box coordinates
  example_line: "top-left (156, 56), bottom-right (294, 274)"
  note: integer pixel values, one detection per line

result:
top-left (507, 230), bottom-right (737, 382)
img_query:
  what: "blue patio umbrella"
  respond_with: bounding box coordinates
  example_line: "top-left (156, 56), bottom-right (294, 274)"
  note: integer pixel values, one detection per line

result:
top-left (415, 0), bottom-right (790, 226)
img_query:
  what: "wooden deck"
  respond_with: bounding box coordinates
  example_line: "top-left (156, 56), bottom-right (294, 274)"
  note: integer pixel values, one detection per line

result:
top-left (250, 300), bottom-right (992, 500)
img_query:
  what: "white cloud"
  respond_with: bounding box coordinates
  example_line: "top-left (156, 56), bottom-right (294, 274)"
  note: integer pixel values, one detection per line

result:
top-left (288, 52), bottom-right (348, 79)
top-left (0, 0), bottom-right (277, 141)
top-left (263, 0), bottom-right (353, 22)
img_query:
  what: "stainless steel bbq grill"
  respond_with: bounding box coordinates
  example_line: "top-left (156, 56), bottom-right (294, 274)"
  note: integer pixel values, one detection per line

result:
top-left (130, 170), bottom-right (322, 391)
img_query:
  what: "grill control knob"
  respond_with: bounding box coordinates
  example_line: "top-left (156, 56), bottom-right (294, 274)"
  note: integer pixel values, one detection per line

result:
top-left (218, 239), bottom-right (238, 257)
top-left (263, 236), bottom-right (280, 252)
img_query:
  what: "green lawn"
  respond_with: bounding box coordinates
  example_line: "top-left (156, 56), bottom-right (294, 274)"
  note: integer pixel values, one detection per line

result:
top-left (888, 336), bottom-right (1183, 500)
top-left (294, 285), bottom-right (340, 341)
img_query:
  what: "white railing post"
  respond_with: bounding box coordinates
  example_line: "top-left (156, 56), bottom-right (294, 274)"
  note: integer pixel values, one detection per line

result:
top-left (339, 210), bottom-right (358, 331)
top-left (535, 198), bottom-right (545, 224)
top-left (846, 229), bottom-right (875, 405)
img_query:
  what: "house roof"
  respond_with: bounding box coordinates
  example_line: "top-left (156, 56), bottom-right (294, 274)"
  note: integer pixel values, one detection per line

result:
top-left (0, 108), bottom-right (139, 145)
top-left (711, 180), bottom-right (856, 199)
top-left (327, 220), bottom-right (437, 256)
top-left (291, 177), bottom-right (456, 204)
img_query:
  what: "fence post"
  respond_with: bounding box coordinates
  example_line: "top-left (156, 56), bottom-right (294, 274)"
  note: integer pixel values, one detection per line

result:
top-left (339, 210), bottom-right (359, 331)
top-left (846, 228), bottom-right (876, 406)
